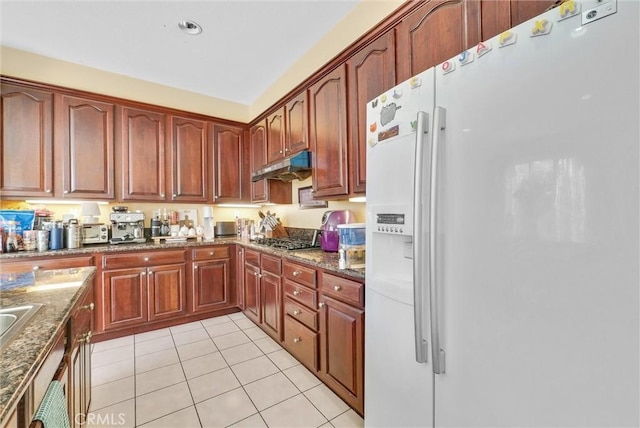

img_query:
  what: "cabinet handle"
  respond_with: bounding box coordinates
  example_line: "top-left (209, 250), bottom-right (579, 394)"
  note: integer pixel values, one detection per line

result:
top-left (45, 189), bottom-right (51, 193)
top-left (254, 272), bottom-right (258, 277)
top-left (83, 331), bottom-right (93, 344)
top-left (32, 266), bottom-right (40, 271)
top-left (293, 310), bottom-right (301, 316)
top-left (333, 285), bottom-right (342, 292)
top-left (292, 271), bottom-right (301, 277)
top-left (258, 273), bottom-right (263, 279)
top-left (209, 252), bottom-right (214, 256)
top-left (141, 272), bottom-right (147, 276)
top-left (173, 193), bottom-right (177, 198)
top-left (285, 148), bottom-right (290, 153)
top-left (318, 302), bottom-right (325, 308)
top-left (214, 195), bottom-right (218, 199)
top-left (80, 302), bottom-right (95, 311)
top-left (160, 193), bottom-right (165, 198)
top-left (144, 257), bottom-right (150, 262)
top-left (63, 190), bottom-right (69, 194)
top-left (293, 337), bottom-right (301, 343)
top-left (239, 250), bottom-right (243, 255)
top-left (279, 150), bottom-right (283, 154)
top-left (194, 265), bottom-right (199, 270)
top-left (148, 270), bottom-right (153, 274)
top-left (292, 290), bottom-right (300, 296)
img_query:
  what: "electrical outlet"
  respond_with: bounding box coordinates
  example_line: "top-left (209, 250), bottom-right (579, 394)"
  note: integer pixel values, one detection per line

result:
top-left (234, 211), bottom-right (240, 219)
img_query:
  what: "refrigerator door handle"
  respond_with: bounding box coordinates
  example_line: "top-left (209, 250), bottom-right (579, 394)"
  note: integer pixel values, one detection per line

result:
top-left (413, 110), bottom-right (430, 364)
top-left (430, 106), bottom-right (446, 375)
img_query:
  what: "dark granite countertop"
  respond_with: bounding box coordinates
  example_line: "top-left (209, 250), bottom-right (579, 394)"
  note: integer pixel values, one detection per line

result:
top-left (0, 238), bottom-right (365, 281)
top-left (0, 267), bottom-right (96, 423)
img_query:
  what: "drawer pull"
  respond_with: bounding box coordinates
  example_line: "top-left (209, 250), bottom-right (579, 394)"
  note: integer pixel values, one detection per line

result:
top-left (194, 265), bottom-right (199, 270)
top-left (293, 337), bottom-right (301, 343)
top-left (80, 302), bottom-right (95, 311)
top-left (318, 302), bottom-right (325, 308)
top-left (293, 310), bottom-right (301, 316)
top-left (209, 252), bottom-right (214, 256)
top-left (144, 257), bottom-right (150, 262)
top-left (141, 272), bottom-right (147, 276)
top-left (292, 290), bottom-right (300, 296)
top-left (292, 270), bottom-right (301, 277)
top-left (32, 266), bottom-right (40, 271)
top-left (333, 285), bottom-right (342, 292)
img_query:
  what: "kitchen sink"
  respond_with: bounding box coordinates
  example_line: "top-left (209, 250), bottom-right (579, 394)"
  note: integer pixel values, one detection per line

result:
top-left (0, 304), bottom-right (43, 350)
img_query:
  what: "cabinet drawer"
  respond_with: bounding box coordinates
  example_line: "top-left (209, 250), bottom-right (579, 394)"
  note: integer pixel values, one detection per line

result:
top-left (284, 297), bottom-right (318, 331)
top-left (192, 246), bottom-right (230, 261)
top-left (320, 272), bottom-right (364, 308)
top-left (284, 315), bottom-right (319, 372)
top-left (102, 250), bottom-right (186, 269)
top-left (0, 255), bottom-right (94, 273)
top-left (284, 279), bottom-right (317, 309)
top-left (244, 249), bottom-right (260, 267)
top-left (283, 261), bottom-right (317, 289)
top-left (261, 254), bottom-right (281, 275)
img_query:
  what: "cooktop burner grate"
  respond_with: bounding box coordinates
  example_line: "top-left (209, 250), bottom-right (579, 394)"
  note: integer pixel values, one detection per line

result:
top-left (252, 237), bottom-right (317, 250)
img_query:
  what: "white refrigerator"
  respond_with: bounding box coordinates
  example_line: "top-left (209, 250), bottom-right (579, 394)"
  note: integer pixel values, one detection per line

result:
top-left (364, 1), bottom-right (639, 426)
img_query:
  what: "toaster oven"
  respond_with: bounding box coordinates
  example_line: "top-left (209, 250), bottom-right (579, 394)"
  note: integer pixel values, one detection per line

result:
top-left (82, 223), bottom-right (109, 244)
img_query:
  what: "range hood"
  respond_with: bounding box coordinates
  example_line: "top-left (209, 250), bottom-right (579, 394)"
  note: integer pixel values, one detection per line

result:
top-left (251, 150), bottom-right (312, 182)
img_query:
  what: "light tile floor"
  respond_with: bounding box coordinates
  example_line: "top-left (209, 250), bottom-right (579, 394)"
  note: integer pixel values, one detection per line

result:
top-left (87, 312), bottom-right (364, 428)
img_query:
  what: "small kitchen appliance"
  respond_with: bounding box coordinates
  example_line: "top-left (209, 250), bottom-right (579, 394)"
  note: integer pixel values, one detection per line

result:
top-left (319, 210), bottom-right (355, 252)
top-left (109, 211), bottom-right (146, 244)
top-left (215, 221), bottom-right (236, 237)
top-left (81, 223), bottom-right (109, 244)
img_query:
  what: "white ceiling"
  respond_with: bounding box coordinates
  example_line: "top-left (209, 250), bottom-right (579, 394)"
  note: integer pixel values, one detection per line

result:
top-left (0, 0), bottom-right (360, 105)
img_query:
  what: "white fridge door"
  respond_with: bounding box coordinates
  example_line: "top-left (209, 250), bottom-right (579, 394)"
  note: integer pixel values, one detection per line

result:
top-left (365, 68), bottom-right (436, 427)
top-left (432, 1), bottom-right (639, 426)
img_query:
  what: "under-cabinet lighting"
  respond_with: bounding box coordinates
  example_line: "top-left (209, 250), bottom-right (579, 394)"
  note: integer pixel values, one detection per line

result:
top-left (25, 200), bottom-right (109, 205)
top-left (348, 197), bottom-right (366, 203)
top-left (216, 204), bottom-right (262, 208)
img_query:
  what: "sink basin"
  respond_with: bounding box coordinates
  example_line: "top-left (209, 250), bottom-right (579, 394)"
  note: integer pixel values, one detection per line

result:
top-left (0, 304), bottom-right (43, 350)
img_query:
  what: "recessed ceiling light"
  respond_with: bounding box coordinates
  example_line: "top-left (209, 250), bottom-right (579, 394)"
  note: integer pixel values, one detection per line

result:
top-left (178, 20), bottom-right (202, 35)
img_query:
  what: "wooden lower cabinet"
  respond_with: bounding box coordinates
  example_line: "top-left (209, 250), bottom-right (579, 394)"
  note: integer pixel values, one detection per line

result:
top-left (102, 268), bottom-right (148, 331)
top-left (243, 253), bottom-right (261, 324)
top-left (283, 314), bottom-right (319, 372)
top-left (147, 263), bottom-right (187, 321)
top-left (191, 246), bottom-right (232, 313)
top-left (260, 270), bottom-right (281, 341)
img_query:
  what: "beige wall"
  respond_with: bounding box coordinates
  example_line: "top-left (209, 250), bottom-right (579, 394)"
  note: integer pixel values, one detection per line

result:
top-left (0, 0), bottom-right (403, 123)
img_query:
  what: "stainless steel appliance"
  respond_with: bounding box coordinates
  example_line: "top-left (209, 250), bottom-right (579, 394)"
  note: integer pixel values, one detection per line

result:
top-left (319, 210), bottom-right (355, 252)
top-left (65, 219), bottom-right (82, 249)
top-left (81, 223), bottom-right (108, 244)
top-left (215, 221), bottom-right (236, 237)
top-left (109, 212), bottom-right (146, 244)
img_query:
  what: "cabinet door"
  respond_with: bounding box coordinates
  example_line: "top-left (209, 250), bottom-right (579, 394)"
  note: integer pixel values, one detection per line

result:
top-left (481, 0), bottom-right (558, 40)
top-left (55, 94), bottom-right (115, 199)
top-left (69, 289), bottom-right (93, 427)
top-left (260, 270), bottom-right (282, 341)
top-left (267, 107), bottom-right (286, 164)
top-left (192, 259), bottom-right (231, 312)
top-left (243, 262), bottom-right (261, 324)
top-left (236, 246), bottom-right (245, 309)
top-left (347, 30), bottom-right (396, 194)
top-left (148, 263), bottom-right (187, 321)
top-left (212, 123), bottom-right (244, 202)
top-left (250, 121), bottom-right (268, 202)
top-left (309, 65), bottom-right (349, 198)
top-left (0, 83), bottom-right (54, 198)
top-left (285, 91), bottom-right (309, 154)
top-left (168, 115), bottom-right (209, 202)
top-left (319, 295), bottom-right (364, 415)
top-left (118, 106), bottom-right (166, 201)
top-left (102, 268), bottom-right (148, 331)
top-left (396, 0), bottom-right (482, 82)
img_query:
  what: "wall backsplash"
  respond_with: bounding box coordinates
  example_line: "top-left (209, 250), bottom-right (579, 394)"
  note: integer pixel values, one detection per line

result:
top-left (1, 178), bottom-right (365, 230)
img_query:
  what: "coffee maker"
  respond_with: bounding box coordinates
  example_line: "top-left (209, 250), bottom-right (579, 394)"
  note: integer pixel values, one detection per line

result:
top-left (109, 211), bottom-right (146, 244)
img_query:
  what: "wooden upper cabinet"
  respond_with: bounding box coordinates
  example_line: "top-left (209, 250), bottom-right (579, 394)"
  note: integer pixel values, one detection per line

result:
top-left (267, 107), bottom-right (286, 164)
top-left (249, 121), bottom-right (292, 204)
top-left (212, 123), bottom-right (245, 202)
top-left (167, 115), bottom-right (210, 202)
top-left (481, 0), bottom-right (559, 41)
top-left (0, 83), bottom-right (54, 198)
top-left (309, 65), bottom-right (349, 198)
top-left (347, 30), bottom-right (396, 195)
top-left (285, 91), bottom-right (309, 155)
top-left (117, 106), bottom-right (166, 201)
top-left (55, 94), bottom-right (115, 199)
top-left (396, 0), bottom-right (481, 82)
top-left (250, 121), bottom-right (268, 201)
